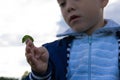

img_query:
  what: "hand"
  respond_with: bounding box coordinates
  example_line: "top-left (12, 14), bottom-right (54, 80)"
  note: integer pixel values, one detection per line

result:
top-left (25, 39), bottom-right (49, 74)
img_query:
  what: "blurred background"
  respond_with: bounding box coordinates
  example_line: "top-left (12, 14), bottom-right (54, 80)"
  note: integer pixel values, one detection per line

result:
top-left (0, 0), bottom-right (120, 79)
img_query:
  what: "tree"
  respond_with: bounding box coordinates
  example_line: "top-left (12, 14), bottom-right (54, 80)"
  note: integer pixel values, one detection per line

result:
top-left (21, 71), bottom-right (29, 80)
top-left (0, 77), bottom-right (18, 80)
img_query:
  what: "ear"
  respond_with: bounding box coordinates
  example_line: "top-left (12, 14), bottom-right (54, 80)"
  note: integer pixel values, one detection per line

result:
top-left (101, 0), bottom-right (109, 8)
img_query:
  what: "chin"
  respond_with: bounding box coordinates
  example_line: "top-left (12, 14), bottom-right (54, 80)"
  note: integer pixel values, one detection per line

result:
top-left (72, 26), bottom-right (84, 33)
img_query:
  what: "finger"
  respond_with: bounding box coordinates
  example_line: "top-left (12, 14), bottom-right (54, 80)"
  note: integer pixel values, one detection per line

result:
top-left (25, 53), bottom-right (32, 63)
top-left (26, 39), bottom-right (34, 48)
top-left (26, 53), bottom-right (37, 67)
top-left (25, 53), bottom-right (36, 66)
top-left (25, 39), bottom-right (29, 44)
top-left (25, 46), bottom-right (31, 54)
top-left (25, 41), bottom-right (35, 54)
top-left (25, 46), bottom-right (36, 59)
top-left (25, 39), bottom-right (32, 44)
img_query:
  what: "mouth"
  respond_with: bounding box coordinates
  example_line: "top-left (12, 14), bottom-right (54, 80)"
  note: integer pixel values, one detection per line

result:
top-left (69, 15), bottom-right (81, 24)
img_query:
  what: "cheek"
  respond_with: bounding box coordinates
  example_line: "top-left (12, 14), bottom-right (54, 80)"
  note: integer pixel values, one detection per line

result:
top-left (61, 9), bottom-right (69, 22)
top-left (62, 13), bottom-right (69, 26)
top-left (82, 1), bottom-right (100, 17)
top-left (83, 6), bottom-right (100, 23)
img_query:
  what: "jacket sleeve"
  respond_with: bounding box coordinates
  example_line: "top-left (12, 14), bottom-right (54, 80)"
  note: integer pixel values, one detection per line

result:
top-left (25, 62), bottom-right (52, 80)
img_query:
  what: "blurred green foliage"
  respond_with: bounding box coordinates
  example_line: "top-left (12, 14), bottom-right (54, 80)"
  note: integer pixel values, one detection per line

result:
top-left (0, 77), bottom-right (18, 80)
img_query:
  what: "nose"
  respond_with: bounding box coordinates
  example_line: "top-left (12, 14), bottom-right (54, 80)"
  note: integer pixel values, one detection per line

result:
top-left (66, 1), bottom-right (75, 13)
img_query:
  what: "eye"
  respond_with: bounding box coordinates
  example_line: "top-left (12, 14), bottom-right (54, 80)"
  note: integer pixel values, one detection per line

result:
top-left (59, 2), bottom-right (66, 7)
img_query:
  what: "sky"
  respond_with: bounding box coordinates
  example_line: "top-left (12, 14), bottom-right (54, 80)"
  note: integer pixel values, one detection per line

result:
top-left (0, 0), bottom-right (120, 79)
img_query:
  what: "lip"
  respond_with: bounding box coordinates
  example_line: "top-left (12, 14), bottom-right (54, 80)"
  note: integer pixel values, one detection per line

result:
top-left (69, 15), bottom-right (81, 24)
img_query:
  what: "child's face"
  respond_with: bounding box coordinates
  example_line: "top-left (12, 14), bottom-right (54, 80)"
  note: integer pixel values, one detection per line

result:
top-left (58, 0), bottom-right (108, 33)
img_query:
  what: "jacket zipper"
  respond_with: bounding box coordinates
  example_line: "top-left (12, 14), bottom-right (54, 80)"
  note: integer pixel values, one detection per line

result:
top-left (88, 36), bottom-right (92, 80)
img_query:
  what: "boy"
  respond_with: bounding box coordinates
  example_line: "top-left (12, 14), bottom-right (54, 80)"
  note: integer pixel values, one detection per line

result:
top-left (25, 0), bottom-right (120, 80)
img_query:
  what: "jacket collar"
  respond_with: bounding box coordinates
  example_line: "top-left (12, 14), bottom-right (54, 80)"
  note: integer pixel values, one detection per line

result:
top-left (57, 19), bottom-right (120, 37)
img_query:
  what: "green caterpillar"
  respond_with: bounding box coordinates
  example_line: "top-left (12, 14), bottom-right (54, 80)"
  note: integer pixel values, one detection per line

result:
top-left (22, 35), bottom-right (34, 43)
